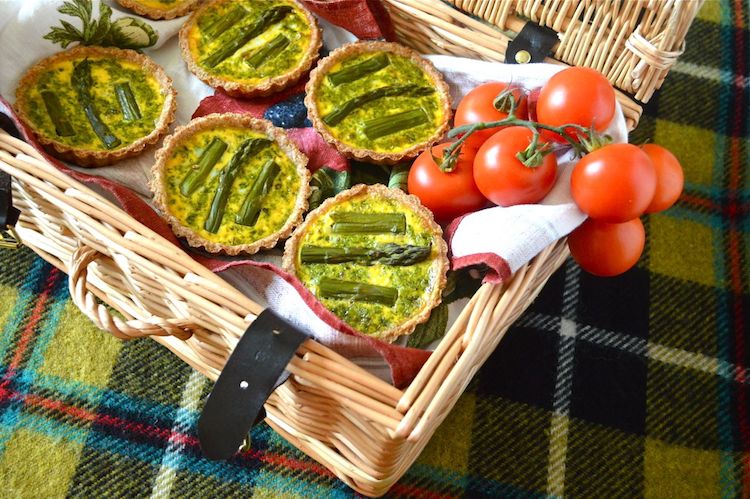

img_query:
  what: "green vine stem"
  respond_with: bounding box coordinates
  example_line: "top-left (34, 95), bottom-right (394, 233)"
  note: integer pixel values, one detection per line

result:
top-left (437, 87), bottom-right (611, 172)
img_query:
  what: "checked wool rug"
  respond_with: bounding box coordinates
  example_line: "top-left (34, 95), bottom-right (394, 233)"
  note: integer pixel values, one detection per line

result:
top-left (1, 1), bottom-right (749, 497)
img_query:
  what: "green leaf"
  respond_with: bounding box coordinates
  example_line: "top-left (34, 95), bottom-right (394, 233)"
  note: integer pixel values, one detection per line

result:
top-left (59, 20), bottom-right (83, 39)
top-left (388, 163), bottom-right (410, 192)
top-left (442, 269), bottom-right (482, 304)
top-left (43, 27), bottom-right (76, 48)
top-left (58, 1), bottom-right (84, 18)
top-left (99, 1), bottom-right (112, 22)
top-left (90, 2), bottom-right (113, 44)
top-left (407, 302), bottom-right (449, 348)
top-left (46, 0), bottom-right (157, 50)
top-left (308, 167), bottom-right (351, 211)
top-left (350, 161), bottom-right (390, 186)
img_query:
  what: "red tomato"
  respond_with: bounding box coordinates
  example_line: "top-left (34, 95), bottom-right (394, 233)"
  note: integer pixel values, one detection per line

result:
top-left (536, 67), bottom-right (616, 140)
top-left (571, 143), bottom-right (656, 223)
top-left (641, 144), bottom-right (684, 213)
top-left (568, 218), bottom-right (645, 277)
top-left (407, 142), bottom-right (487, 222)
top-left (473, 126), bottom-right (557, 206)
top-left (454, 82), bottom-right (528, 152)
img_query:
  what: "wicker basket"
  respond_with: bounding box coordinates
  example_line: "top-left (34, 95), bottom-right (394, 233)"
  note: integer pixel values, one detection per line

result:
top-left (0, 1), bottom-right (701, 496)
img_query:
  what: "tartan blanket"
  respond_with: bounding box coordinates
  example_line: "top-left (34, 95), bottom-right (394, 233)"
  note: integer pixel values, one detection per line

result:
top-left (1, 1), bottom-right (748, 497)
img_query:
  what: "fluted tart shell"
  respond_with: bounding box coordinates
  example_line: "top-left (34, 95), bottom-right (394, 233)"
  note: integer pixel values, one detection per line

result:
top-left (14, 46), bottom-right (176, 167)
top-left (151, 113), bottom-right (310, 255)
top-left (179, 0), bottom-right (321, 97)
top-left (305, 41), bottom-right (452, 165)
top-left (283, 184), bottom-right (449, 343)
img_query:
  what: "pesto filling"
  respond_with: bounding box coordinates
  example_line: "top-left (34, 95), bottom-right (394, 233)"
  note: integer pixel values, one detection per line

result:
top-left (164, 127), bottom-right (301, 246)
top-left (190, 0), bottom-right (312, 83)
top-left (20, 57), bottom-right (165, 151)
top-left (296, 193), bottom-right (441, 335)
top-left (315, 52), bottom-right (445, 154)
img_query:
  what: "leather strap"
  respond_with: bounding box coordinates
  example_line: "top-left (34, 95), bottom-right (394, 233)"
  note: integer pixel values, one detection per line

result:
top-left (0, 113), bottom-right (20, 238)
top-left (505, 21), bottom-right (559, 64)
top-left (198, 309), bottom-right (309, 460)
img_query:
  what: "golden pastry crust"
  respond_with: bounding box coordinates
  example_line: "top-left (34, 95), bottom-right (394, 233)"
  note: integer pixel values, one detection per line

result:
top-left (116, 0), bottom-right (202, 20)
top-left (283, 183), bottom-right (449, 343)
top-left (151, 113), bottom-right (311, 255)
top-left (305, 41), bottom-right (452, 165)
top-left (14, 46), bottom-right (176, 168)
top-left (178, 0), bottom-right (322, 97)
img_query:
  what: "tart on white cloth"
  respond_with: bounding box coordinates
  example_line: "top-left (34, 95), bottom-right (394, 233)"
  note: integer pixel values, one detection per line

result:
top-left (14, 46), bottom-right (176, 167)
top-left (179, 0), bottom-right (322, 97)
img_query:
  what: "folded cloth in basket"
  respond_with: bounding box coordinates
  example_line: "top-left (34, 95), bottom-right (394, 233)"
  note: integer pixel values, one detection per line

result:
top-left (0, 0), bottom-right (626, 386)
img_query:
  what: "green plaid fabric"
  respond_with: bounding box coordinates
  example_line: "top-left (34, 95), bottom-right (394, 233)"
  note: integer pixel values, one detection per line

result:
top-left (1, 1), bottom-right (748, 497)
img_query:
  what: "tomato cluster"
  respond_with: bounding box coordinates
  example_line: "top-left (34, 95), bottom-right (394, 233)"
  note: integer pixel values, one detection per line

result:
top-left (407, 67), bottom-right (685, 278)
top-left (569, 142), bottom-right (683, 276)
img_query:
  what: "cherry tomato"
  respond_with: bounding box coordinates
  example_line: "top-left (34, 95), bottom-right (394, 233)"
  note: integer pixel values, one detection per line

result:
top-left (408, 142), bottom-right (487, 222)
top-left (473, 126), bottom-right (557, 206)
top-left (641, 144), bottom-right (684, 213)
top-left (536, 67), bottom-right (616, 140)
top-left (571, 143), bottom-right (656, 223)
top-left (454, 82), bottom-right (528, 152)
top-left (568, 218), bottom-right (645, 277)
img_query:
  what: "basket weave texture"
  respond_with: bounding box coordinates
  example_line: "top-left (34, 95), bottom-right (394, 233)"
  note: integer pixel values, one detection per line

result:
top-left (0, 1), bottom-right (701, 496)
top-left (386, 0), bottom-right (704, 129)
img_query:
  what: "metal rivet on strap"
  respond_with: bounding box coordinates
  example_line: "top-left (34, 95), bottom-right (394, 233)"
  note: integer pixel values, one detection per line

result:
top-left (515, 50), bottom-right (532, 64)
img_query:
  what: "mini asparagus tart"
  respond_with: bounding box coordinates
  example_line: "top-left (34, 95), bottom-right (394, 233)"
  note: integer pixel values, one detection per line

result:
top-left (116, 0), bottom-right (201, 20)
top-left (179, 0), bottom-right (321, 97)
top-left (305, 41), bottom-right (452, 165)
top-left (151, 114), bottom-right (310, 255)
top-left (283, 184), bottom-right (448, 342)
top-left (14, 46), bottom-right (176, 167)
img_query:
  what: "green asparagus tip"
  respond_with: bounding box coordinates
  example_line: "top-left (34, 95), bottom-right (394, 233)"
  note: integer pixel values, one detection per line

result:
top-left (236, 159), bottom-right (281, 226)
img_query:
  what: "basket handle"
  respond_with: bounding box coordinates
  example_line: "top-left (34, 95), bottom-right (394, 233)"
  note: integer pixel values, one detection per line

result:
top-left (68, 245), bottom-right (197, 341)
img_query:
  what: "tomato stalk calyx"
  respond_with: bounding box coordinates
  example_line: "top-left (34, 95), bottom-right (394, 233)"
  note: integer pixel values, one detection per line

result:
top-left (492, 86), bottom-right (520, 117)
top-left (516, 128), bottom-right (553, 167)
top-left (432, 145), bottom-right (460, 173)
top-left (577, 126), bottom-right (613, 153)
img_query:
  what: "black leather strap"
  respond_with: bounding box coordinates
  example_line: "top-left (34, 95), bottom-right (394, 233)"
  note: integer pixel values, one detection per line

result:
top-left (0, 113), bottom-right (20, 231)
top-left (505, 21), bottom-right (559, 64)
top-left (198, 309), bottom-right (309, 460)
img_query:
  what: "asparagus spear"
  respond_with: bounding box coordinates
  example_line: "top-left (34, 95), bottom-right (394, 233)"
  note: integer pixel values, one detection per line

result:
top-left (115, 82), bottom-right (141, 122)
top-left (203, 5), bottom-right (248, 37)
top-left (204, 138), bottom-right (270, 233)
top-left (235, 159), bottom-right (281, 226)
top-left (301, 243), bottom-right (431, 266)
top-left (72, 59), bottom-right (121, 149)
top-left (202, 6), bottom-right (293, 68)
top-left (40, 90), bottom-right (75, 137)
top-left (364, 108), bottom-right (429, 140)
top-left (245, 34), bottom-right (290, 68)
top-left (327, 53), bottom-right (390, 86)
top-left (180, 137), bottom-right (228, 196)
top-left (318, 277), bottom-right (398, 306)
top-left (331, 212), bottom-right (406, 234)
top-left (321, 85), bottom-right (435, 126)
